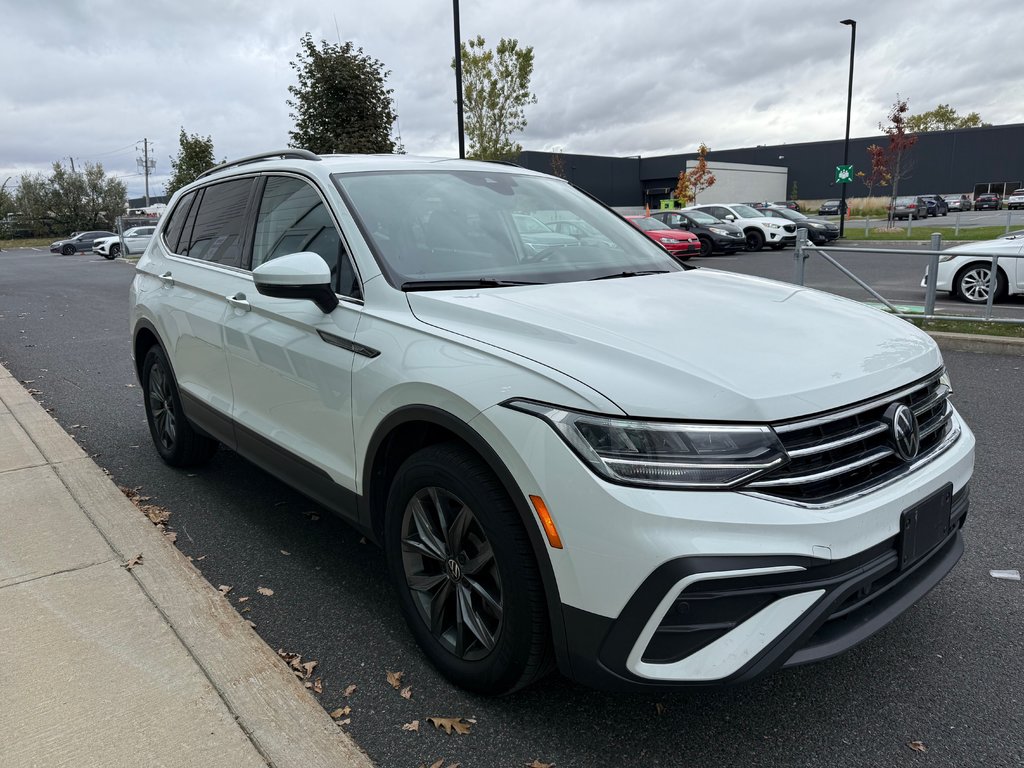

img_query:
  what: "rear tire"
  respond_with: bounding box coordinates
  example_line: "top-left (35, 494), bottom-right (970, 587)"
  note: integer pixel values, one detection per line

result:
top-left (141, 346), bottom-right (219, 467)
top-left (384, 442), bottom-right (553, 695)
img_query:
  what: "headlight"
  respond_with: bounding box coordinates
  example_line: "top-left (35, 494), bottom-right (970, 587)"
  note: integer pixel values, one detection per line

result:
top-left (708, 227), bottom-right (729, 235)
top-left (938, 253), bottom-right (961, 262)
top-left (659, 237), bottom-right (683, 244)
top-left (939, 369), bottom-right (953, 395)
top-left (807, 222), bottom-right (826, 229)
top-left (505, 400), bottom-right (788, 489)
top-left (763, 222), bottom-right (781, 230)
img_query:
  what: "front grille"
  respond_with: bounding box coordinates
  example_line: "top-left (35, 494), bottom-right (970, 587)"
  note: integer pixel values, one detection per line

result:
top-left (749, 370), bottom-right (955, 504)
top-left (783, 223), bottom-right (796, 233)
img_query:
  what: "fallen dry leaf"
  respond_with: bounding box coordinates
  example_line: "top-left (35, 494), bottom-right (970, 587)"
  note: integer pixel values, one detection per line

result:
top-left (237, 596), bottom-right (250, 603)
top-left (402, 720), bottom-right (420, 732)
top-left (527, 762), bottom-right (555, 768)
top-left (343, 684), bottom-right (357, 697)
top-left (312, 677), bottom-right (323, 694)
top-left (400, 685), bottom-right (413, 700)
top-left (280, 550), bottom-right (291, 555)
top-left (301, 660), bottom-right (318, 678)
top-left (163, 530), bottom-right (178, 544)
top-left (655, 703), bottom-right (666, 716)
top-left (336, 718), bottom-right (351, 726)
top-left (427, 760), bottom-right (444, 768)
top-left (195, 555), bottom-right (207, 561)
top-left (244, 619), bottom-right (257, 629)
top-left (330, 706), bottom-right (352, 720)
top-left (908, 741), bottom-right (928, 753)
top-left (257, 586), bottom-right (274, 596)
top-left (386, 670), bottom-right (403, 689)
top-left (218, 585), bottom-right (233, 596)
top-left (123, 554), bottom-right (143, 570)
top-left (277, 649), bottom-right (316, 679)
top-left (427, 717), bottom-right (472, 736)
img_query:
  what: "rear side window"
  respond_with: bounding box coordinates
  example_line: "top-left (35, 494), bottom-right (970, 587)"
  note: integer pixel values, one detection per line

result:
top-left (253, 176), bottom-right (360, 299)
top-left (182, 178), bottom-right (254, 267)
top-left (162, 190), bottom-right (197, 253)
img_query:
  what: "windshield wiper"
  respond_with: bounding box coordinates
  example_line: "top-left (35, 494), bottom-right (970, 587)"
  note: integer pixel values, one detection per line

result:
top-left (588, 270), bottom-right (671, 281)
top-left (401, 278), bottom-right (540, 291)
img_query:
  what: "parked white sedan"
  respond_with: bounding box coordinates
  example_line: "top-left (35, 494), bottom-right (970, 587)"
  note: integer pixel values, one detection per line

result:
top-left (92, 226), bottom-right (156, 259)
top-left (924, 234), bottom-right (1024, 303)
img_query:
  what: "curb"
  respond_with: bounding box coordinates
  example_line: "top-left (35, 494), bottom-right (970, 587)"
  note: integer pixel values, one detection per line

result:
top-left (928, 330), bottom-right (1024, 357)
top-left (0, 365), bottom-right (374, 768)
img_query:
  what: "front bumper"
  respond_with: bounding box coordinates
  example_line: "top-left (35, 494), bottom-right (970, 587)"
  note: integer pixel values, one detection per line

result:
top-left (479, 403), bottom-right (975, 691)
top-left (562, 485), bottom-right (967, 690)
top-left (710, 232), bottom-right (745, 252)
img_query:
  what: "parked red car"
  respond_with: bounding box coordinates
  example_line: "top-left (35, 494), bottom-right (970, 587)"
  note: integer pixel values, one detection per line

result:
top-left (625, 215), bottom-right (700, 260)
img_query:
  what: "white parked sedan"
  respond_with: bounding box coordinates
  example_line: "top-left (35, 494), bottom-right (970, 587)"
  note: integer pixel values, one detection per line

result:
top-left (923, 234), bottom-right (1024, 303)
top-left (92, 226), bottom-right (156, 259)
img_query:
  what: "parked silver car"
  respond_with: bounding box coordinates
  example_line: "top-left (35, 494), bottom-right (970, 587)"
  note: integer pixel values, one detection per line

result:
top-left (942, 194), bottom-right (972, 212)
top-left (889, 196), bottom-right (928, 221)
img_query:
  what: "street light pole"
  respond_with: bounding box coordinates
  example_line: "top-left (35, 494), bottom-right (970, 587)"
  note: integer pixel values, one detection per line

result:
top-left (453, 0), bottom-right (466, 159)
top-left (839, 18), bottom-right (856, 238)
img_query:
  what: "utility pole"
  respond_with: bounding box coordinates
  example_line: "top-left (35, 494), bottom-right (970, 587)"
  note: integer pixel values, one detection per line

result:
top-left (137, 138), bottom-right (155, 207)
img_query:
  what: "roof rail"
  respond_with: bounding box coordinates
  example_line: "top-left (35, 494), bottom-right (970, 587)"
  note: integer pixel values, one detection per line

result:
top-left (197, 149), bottom-right (321, 180)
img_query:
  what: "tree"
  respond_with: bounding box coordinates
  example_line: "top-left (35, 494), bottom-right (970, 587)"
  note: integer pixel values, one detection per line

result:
top-left (287, 33), bottom-right (398, 154)
top-left (907, 103), bottom-right (989, 133)
top-left (166, 128), bottom-right (216, 197)
top-left (456, 35), bottom-right (536, 161)
top-left (855, 143), bottom-right (890, 201)
top-left (13, 162), bottom-right (125, 235)
top-left (789, 180), bottom-right (799, 202)
top-left (673, 143), bottom-right (716, 204)
top-left (878, 97), bottom-right (918, 224)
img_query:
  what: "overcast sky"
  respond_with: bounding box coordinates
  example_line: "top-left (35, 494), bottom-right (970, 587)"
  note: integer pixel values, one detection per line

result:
top-left (2, 0), bottom-right (1021, 200)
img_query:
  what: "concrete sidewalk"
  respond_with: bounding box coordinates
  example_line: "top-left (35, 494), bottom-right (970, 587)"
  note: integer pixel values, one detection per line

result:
top-left (0, 364), bottom-right (373, 768)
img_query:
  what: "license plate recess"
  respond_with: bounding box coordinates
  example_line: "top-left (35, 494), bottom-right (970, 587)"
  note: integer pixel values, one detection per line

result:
top-left (899, 483), bottom-right (953, 570)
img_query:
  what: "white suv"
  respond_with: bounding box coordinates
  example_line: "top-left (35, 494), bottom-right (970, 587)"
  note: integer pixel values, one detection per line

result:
top-left (685, 203), bottom-right (797, 251)
top-left (93, 226), bottom-right (157, 259)
top-left (130, 150), bottom-right (974, 694)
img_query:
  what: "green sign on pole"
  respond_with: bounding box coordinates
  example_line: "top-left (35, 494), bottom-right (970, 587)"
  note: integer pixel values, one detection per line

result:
top-left (835, 165), bottom-right (854, 184)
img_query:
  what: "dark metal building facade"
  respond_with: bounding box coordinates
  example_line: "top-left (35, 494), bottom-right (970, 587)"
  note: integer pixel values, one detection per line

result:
top-left (519, 123), bottom-right (1024, 207)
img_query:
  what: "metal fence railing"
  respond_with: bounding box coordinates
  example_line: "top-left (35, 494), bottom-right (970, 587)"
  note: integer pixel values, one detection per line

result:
top-left (791, 229), bottom-right (1024, 326)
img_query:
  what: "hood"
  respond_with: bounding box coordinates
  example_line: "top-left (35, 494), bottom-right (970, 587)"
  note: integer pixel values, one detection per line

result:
top-left (407, 270), bottom-right (942, 421)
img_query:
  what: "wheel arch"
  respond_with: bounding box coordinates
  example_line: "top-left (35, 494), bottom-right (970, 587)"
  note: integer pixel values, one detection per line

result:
top-left (361, 405), bottom-right (572, 674)
top-left (132, 318), bottom-right (163, 383)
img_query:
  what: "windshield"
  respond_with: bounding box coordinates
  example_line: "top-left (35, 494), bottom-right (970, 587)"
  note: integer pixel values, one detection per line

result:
top-left (333, 170), bottom-right (682, 286)
top-left (767, 208), bottom-right (804, 221)
top-left (731, 204), bottom-right (763, 218)
top-left (685, 210), bottom-right (719, 225)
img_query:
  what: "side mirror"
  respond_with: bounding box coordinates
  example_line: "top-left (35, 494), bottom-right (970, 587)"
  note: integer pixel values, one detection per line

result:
top-left (724, 214), bottom-right (736, 221)
top-left (252, 251), bottom-right (339, 314)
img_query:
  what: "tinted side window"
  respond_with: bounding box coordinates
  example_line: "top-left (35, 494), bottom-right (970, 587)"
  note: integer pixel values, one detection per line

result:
top-left (183, 178), bottom-right (254, 267)
top-left (253, 176), bottom-right (360, 298)
top-left (162, 190), bottom-right (197, 253)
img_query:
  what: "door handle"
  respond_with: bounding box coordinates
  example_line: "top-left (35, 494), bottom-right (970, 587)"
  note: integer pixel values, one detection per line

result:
top-left (226, 292), bottom-right (251, 311)
top-left (158, 271), bottom-right (174, 287)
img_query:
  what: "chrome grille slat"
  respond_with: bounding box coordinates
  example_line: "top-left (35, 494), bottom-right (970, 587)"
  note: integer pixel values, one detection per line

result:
top-left (786, 422), bottom-right (888, 458)
top-left (752, 370), bottom-right (955, 504)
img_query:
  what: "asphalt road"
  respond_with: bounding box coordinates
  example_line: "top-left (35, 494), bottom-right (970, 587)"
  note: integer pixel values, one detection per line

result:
top-left (1, 246), bottom-right (1022, 768)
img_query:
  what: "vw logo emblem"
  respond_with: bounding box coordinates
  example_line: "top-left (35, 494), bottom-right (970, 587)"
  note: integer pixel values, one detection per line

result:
top-left (885, 403), bottom-right (920, 461)
top-left (445, 558), bottom-right (463, 582)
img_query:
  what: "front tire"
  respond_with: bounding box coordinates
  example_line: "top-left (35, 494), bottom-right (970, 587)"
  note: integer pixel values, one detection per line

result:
top-left (109, 243), bottom-right (121, 258)
top-left (141, 346), bottom-right (219, 467)
top-left (954, 263), bottom-right (1007, 304)
top-left (744, 229), bottom-right (765, 251)
top-left (698, 236), bottom-right (713, 257)
top-left (384, 442), bottom-right (552, 695)
top-left (61, 244), bottom-right (75, 255)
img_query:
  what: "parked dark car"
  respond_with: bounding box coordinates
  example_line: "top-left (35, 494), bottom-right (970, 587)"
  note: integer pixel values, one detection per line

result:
top-left (759, 207), bottom-right (839, 244)
top-left (942, 194), bottom-right (972, 212)
top-left (920, 194), bottom-right (949, 217)
top-left (49, 230), bottom-right (117, 255)
top-left (650, 208), bottom-right (746, 257)
top-left (889, 196), bottom-right (929, 220)
top-left (974, 193), bottom-right (1002, 210)
top-left (817, 199), bottom-right (846, 216)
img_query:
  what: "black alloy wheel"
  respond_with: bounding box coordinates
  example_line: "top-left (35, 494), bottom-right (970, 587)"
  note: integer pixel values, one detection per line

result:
top-left (109, 243), bottom-right (121, 258)
top-left (385, 442), bottom-right (552, 695)
top-left (698, 236), bottom-right (713, 257)
top-left (744, 229), bottom-right (765, 251)
top-left (61, 244), bottom-right (75, 255)
top-left (141, 346), bottom-right (219, 467)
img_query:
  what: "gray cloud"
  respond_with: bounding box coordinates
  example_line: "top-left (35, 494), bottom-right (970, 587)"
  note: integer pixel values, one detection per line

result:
top-left (2, 0), bottom-right (1021, 198)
